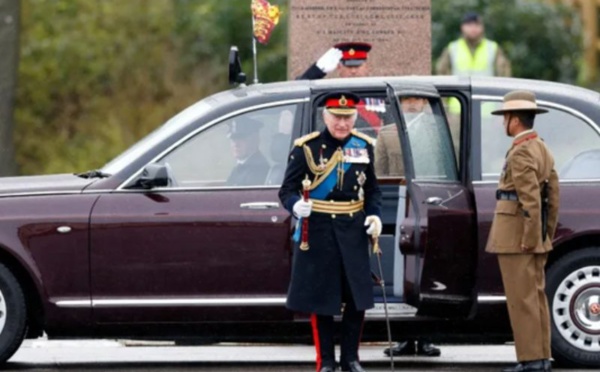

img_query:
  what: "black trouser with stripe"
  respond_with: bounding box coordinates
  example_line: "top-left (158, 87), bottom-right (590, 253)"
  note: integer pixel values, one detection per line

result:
top-left (311, 272), bottom-right (365, 370)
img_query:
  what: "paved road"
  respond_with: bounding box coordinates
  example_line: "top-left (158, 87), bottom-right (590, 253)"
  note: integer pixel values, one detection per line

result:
top-left (3, 340), bottom-right (588, 371)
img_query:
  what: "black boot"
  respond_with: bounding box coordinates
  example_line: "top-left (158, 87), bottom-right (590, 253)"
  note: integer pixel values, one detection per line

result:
top-left (383, 340), bottom-right (416, 356)
top-left (319, 367), bottom-right (336, 372)
top-left (502, 359), bottom-right (552, 372)
top-left (416, 341), bottom-right (441, 357)
top-left (341, 360), bottom-right (366, 372)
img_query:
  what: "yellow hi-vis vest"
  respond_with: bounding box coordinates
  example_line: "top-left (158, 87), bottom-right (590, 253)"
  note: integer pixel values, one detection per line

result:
top-left (449, 37), bottom-right (498, 76)
top-left (447, 38), bottom-right (498, 114)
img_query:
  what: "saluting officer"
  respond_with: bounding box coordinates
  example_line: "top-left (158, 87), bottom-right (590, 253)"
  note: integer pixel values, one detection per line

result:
top-left (486, 90), bottom-right (560, 372)
top-left (279, 92), bottom-right (382, 372)
top-left (297, 43), bottom-right (383, 136)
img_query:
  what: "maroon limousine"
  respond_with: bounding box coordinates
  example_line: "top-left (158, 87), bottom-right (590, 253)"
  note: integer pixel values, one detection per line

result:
top-left (0, 73), bottom-right (598, 368)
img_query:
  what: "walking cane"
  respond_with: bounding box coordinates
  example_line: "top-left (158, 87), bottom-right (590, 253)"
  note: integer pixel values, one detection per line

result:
top-left (373, 235), bottom-right (395, 372)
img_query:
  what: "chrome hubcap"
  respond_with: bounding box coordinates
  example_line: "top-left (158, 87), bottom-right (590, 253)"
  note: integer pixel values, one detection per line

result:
top-left (553, 266), bottom-right (600, 352)
top-left (0, 288), bottom-right (6, 334)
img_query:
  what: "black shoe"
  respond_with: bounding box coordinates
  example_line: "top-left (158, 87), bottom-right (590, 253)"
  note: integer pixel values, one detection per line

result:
top-left (383, 340), bottom-right (416, 356)
top-left (416, 341), bottom-right (441, 357)
top-left (502, 359), bottom-right (551, 372)
top-left (341, 360), bottom-right (366, 372)
top-left (319, 367), bottom-right (336, 372)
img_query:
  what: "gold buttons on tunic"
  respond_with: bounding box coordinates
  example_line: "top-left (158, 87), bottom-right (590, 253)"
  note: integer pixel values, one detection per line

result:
top-left (331, 214), bottom-right (336, 219)
top-left (354, 186), bottom-right (358, 190)
top-left (322, 144), bottom-right (327, 149)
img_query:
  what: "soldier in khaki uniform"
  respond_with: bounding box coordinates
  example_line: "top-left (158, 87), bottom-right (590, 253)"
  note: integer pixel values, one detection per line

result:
top-left (486, 91), bottom-right (560, 372)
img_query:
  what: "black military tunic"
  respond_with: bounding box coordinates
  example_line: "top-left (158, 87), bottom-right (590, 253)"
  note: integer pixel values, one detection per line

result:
top-left (279, 129), bottom-right (382, 316)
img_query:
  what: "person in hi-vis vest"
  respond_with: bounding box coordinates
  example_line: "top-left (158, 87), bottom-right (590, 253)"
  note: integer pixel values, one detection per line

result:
top-left (436, 11), bottom-right (511, 78)
top-left (436, 11), bottom-right (512, 122)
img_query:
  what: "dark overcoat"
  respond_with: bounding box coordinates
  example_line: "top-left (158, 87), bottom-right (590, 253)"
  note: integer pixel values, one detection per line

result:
top-left (279, 129), bottom-right (382, 316)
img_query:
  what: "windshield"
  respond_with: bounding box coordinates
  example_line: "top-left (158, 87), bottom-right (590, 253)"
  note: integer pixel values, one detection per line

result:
top-left (101, 100), bottom-right (214, 175)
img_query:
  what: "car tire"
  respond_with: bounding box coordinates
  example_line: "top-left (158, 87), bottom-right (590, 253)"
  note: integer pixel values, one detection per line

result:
top-left (0, 263), bottom-right (27, 364)
top-left (547, 247), bottom-right (600, 368)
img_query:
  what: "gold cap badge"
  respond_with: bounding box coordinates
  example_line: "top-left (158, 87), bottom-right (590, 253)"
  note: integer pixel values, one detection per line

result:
top-left (339, 95), bottom-right (348, 107)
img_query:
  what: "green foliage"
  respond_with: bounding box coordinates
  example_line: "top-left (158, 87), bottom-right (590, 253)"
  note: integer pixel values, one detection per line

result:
top-left (15, 0), bottom-right (288, 175)
top-left (432, 0), bottom-right (582, 83)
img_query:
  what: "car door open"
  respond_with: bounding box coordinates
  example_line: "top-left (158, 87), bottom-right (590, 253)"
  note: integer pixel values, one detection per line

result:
top-left (386, 82), bottom-right (478, 318)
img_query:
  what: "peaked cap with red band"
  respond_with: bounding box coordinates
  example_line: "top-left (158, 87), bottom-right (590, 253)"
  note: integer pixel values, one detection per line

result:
top-left (322, 92), bottom-right (360, 116)
top-left (334, 42), bottom-right (372, 67)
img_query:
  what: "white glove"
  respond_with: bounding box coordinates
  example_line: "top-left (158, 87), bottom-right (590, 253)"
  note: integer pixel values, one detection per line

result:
top-left (364, 215), bottom-right (382, 237)
top-left (316, 48), bottom-right (343, 73)
top-left (293, 199), bottom-right (312, 218)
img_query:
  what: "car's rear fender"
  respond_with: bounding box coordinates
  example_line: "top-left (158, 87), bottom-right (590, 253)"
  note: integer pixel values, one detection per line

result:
top-left (548, 231), bottom-right (600, 269)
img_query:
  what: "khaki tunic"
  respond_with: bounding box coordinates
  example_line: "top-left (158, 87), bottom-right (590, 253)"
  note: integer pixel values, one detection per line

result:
top-left (374, 124), bottom-right (404, 177)
top-left (486, 131), bottom-right (560, 254)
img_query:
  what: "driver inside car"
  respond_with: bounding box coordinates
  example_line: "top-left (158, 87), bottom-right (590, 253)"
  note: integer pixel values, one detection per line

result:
top-left (226, 118), bottom-right (270, 186)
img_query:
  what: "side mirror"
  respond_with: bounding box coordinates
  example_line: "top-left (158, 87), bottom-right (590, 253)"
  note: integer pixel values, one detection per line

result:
top-left (228, 46), bottom-right (247, 86)
top-left (138, 163), bottom-right (169, 189)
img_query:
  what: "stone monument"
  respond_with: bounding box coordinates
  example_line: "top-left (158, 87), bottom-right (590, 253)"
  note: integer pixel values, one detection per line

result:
top-left (288, 0), bottom-right (431, 79)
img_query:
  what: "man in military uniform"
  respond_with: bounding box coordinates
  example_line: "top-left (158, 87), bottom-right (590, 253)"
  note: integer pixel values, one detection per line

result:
top-left (226, 119), bottom-right (269, 186)
top-left (297, 42), bottom-right (383, 136)
top-left (486, 90), bottom-right (560, 372)
top-left (279, 92), bottom-right (382, 372)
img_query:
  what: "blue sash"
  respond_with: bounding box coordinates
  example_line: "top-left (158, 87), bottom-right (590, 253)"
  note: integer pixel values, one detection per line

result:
top-left (293, 135), bottom-right (367, 242)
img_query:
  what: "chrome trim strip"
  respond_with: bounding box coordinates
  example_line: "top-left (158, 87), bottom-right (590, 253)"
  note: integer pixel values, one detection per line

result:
top-left (92, 298), bottom-right (287, 308)
top-left (474, 179), bottom-right (600, 186)
top-left (57, 295), bottom-right (504, 308)
top-left (111, 185), bottom-right (281, 193)
top-left (0, 190), bottom-right (82, 198)
top-left (55, 297), bottom-right (288, 308)
top-left (54, 299), bottom-right (93, 308)
top-left (472, 94), bottom-right (600, 136)
top-left (477, 295), bottom-right (506, 304)
top-left (117, 98), bottom-right (309, 191)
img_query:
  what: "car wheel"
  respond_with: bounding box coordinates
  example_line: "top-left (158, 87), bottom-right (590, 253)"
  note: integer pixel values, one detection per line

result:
top-left (547, 247), bottom-right (600, 368)
top-left (0, 263), bottom-right (27, 364)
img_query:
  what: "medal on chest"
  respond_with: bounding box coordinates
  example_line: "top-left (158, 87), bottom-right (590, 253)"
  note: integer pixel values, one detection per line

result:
top-left (343, 148), bottom-right (370, 164)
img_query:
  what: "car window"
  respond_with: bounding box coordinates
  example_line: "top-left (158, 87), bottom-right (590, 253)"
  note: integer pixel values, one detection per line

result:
top-left (157, 104), bottom-right (297, 188)
top-left (102, 100), bottom-right (214, 175)
top-left (479, 100), bottom-right (600, 181)
top-left (313, 94), bottom-right (458, 181)
top-left (441, 95), bottom-right (463, 164)
top-left (400, 97), bottom-right (458, 181)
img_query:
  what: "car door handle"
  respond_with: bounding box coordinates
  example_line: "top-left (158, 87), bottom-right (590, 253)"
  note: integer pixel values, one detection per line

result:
top-left (425, 196), bottom-right (443, 206)
top-left (240, 202), bottom-right (280, 210)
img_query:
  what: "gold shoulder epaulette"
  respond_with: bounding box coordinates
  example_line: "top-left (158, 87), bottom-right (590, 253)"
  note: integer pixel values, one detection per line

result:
top-left (351, 129), bottom-right (374, 145)
top-left (294, 131), bottom-right (320, 147)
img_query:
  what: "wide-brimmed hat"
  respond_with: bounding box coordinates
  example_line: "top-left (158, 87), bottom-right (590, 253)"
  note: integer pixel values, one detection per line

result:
top-left (491, 90), bottom-right (548, 115)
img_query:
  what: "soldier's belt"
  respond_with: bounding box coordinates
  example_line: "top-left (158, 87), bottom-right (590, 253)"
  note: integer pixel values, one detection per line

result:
top-left (496, 190), bottom-right (518, 201)
top-left (310, 199), bottom-right (364, 214)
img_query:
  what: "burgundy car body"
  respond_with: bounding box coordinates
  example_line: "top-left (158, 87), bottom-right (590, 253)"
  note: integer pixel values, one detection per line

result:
top-left (0, 76), bottom-right (599, 367)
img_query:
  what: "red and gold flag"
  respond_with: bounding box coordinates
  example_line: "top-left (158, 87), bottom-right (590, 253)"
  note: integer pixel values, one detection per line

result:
top-left (251, 0), bottom-right (280, 45)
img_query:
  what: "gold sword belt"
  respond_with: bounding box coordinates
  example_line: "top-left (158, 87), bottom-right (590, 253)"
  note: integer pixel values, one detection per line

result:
top-left (310, 199), bottom-right (364, 215)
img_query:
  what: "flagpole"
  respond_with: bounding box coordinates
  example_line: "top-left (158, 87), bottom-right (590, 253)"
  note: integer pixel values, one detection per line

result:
top-left (252, 17), bottom-right (259, 84)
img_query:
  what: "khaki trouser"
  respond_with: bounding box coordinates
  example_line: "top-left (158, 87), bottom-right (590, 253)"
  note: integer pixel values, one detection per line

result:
top-left (498, 253), bottom-right (551, 362)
